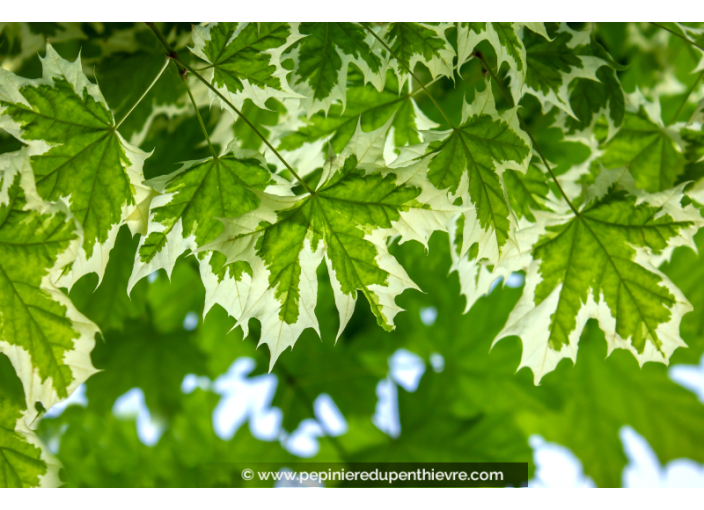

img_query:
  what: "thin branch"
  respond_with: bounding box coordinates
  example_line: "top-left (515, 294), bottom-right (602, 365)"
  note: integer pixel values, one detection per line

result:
top-left (651, 22), bottom-right (704, 52)
top-left (115, 56), bottom-right (171, 130)
top-left (522, 126), bottom-right (580, 216)
top-left (145, 22), bottom-right (314, 195)
top-left (670, 69), bottom-right (704, 125)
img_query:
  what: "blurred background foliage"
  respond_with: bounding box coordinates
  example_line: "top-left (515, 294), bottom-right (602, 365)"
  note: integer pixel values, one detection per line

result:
top-left (1, 22), bottom-right (704, 487)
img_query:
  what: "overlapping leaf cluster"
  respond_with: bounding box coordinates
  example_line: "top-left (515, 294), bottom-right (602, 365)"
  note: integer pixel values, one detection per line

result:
top-left (1, 21), bottom-right (704, 487)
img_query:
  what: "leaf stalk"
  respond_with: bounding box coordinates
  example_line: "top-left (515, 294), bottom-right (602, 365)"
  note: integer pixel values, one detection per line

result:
top-left (115, 56), bottom-right (171, 130)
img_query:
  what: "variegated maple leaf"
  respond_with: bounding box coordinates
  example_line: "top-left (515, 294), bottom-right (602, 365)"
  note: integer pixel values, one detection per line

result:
top-left (410, 85), bottom-right (531, 266)
top-left (377, 22), bottom-right (455, 88)
top-left (450, 157), bottom-right (557, 311)
top-left (596, 92), bottom-right (685, 193)
top-left (0, 45), bottom-right (152, 287)
top-left (128, 143), bottom-right (292, 291)
top-left (456, 22), bottom-right (548, 83)
top-left (190, 22), bottom-right (302, 112)
top-left (0, 353), bottom-right (61, 488)
top-left (512, 23), bottom-right (613, 121)
top-left (201, 121), bottom-right (463, 368)
top-left (496, 166), bottom-right (703, 382)
top-left (0, 149), bottom-right (99, 425)
top-left (282, 22), bottom-right (386, 116)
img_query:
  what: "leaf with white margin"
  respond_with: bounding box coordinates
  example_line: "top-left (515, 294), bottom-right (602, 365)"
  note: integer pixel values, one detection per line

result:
top-left (378, 23), bottom-right (454, 88)
top-left (496, 166), bottom-right (704, 383)
top-left (0, 410), bottom-right (61, 487)
top-left (512, 23), bottom-right (608, 118)
top-left (190, 22), bottom-right (301, 113)
top-left (128, 143), bottom-right (292, 292)
top-left (422, 85), bottom-right (531, 265)
top-left (282, 22), bottom-right (385, 116)
top-left (680, 125), bottom-right (704, 186)
top-left (558, 66), bottom-right (625, 140)
top-left (0, 150), bottom-right (98, 425)
top-left (456, 22), bottom-right (546, 86)
top-left (450, 158), bottom-right (555, 312)
top-left (449, 214), bottom-right (514, 314)
top-left (0, 44), bottom-right (151, 288)
top-left (278, 70), bottom-right (437, 155)
top-left (201, 121), bottom-right (463, 368)
top-left (0, 355), bottom-right (61, 488)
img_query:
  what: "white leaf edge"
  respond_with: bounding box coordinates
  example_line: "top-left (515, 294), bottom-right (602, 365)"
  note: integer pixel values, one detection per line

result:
top-left (495, 166), bottom-right (704, 383)
top-left (191, 22), bottom-right (304, 115)
top-left (200, 120), bottom-right (463, 368)
top-left (0, 44), bottom-right (152, 289)
top-left (0, 149), bottom-right (99, 427)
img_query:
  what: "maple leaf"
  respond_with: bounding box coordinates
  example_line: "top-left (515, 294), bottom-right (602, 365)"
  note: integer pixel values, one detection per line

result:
top-left (191, 22), bottom-right (301, 112)
top-left (419, 85), bottom-right (531, 265)
top-left (0, 45), bottom-right (152, 287)
top-left (201, 121), bottom-right (462, 367)
top-left (0, 150), bottom-right (98, 424)
top-left (497, 166), bottom-right (703, 382)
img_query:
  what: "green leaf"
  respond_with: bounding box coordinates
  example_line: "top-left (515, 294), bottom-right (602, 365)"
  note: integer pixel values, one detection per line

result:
top-left (0, 150), bottom-right (98, 424)
top-left (679, 126), bottom-right (704, 185)
top-left (504, 158), bottom-right (552, 223)
top-left (278, 71), bottom-right (435, 155)
top-left (515, 23), bottom-right (608, 117)
top-left (456, 22), bottom-right (541, 84)
top-left (233, 98), bottom-right (284, 152)
top-left (87, 320), bottom-right (207, 419)
top-left (497, 166), bottom-right (703, 382)
top-left (283, 23), bottom-right (384, 115)
top-left (128, 145), bottom-right (290, 291)
top-left (662, 230), bottom-right (704, 365)
top-left (0, 45), bottom-right (152, 286)
top-left (348, 373), bottom-right (532, 466)
top-left (202, 122), bottom-right (461, 367)
top-left (138, 105), bottom-right (216, 180)
top-left (658, 23), bottom-right (704, 74)
top-left (423, 86), bottom-right (531, 264)
top-left (597, 105), bottom-right (684, 192)
top-left (564, 66), bottom-right (625, 136)
top-left (251, 275), bottom-right (383, 432)
top-left (38, 389), bottom-right (300, 487)
top-left (191, 23), bottom-right (298, 112)
top-left (68, 226), bottom-right (148, 333)
top-left (381, 23), bottom-right (454, 86)
top-left (0, 354), bottom-right (60, 488)
top-left (520, 321), bottom-right (704, 487)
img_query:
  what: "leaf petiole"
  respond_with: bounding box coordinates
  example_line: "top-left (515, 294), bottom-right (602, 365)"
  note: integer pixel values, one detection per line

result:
top-left (115, 56), bottom-right (171, 130)
top-left (180, 70), bottom-right (219, 161)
